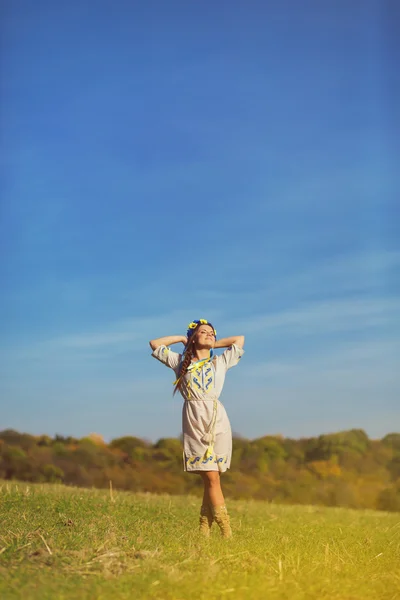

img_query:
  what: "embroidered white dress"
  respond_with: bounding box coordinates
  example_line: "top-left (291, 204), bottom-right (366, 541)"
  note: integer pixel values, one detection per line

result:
top-left (152, 344), bottom-right (244, 472)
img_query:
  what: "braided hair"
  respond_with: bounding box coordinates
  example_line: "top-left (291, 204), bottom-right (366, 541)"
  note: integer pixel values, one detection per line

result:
top-left (173, 319), bottom-right (216, 396)
top-left (173, 344), bottom-right (194, 396)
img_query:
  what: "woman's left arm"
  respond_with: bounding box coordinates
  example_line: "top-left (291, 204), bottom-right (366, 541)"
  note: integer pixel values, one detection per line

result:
top-left (214, 335), bottom-right (245, 349)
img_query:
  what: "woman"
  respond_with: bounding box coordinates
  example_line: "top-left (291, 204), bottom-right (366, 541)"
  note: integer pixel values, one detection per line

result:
top-left (149, 319), bottom-right (245, 538)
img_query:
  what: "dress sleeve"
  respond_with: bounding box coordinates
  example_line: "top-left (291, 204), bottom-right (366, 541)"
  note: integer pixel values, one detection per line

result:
top-left (216, 343), bottom-right (244, 372)
top-left (151, 345), bottom-right (181, 371)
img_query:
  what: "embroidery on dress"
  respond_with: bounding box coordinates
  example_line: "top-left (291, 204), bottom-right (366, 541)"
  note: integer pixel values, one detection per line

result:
top-left (189, 363), bottom-right (214, 393)
top-left (186, 454), bottom-right (228, 466)
top-left (192, 376), bottom-right (202, 390)
top-left (204, 366), bottom-right (214, 391)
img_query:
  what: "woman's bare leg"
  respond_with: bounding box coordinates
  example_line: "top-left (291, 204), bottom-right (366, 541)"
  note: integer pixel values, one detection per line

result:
top-left (202, 485), bottom-right (210, 508)
top-left (200, 471), bottom-right (225, 506)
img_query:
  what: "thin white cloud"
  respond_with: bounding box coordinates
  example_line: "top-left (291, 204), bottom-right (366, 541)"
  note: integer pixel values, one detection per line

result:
top-left (0, 308), bottom-right (220, 364)
top-left (55, 331), bottom-right (138, 349)
top-left (2, 257), bottom-right (399, 369)
top-left (211, 249), bottom-right (400, 301)
top-left (244, 338), bottom-right (400, 383)
top-left (232, 296), bottom-right (400, 337)
top-left (266, 250), bottom-right (400, 299)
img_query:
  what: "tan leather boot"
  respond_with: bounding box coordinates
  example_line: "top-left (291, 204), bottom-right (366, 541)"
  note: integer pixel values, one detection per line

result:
top-left (211, 504), bottom-right (232, 538)
top-left (199, 504), bottom-right (213, 536)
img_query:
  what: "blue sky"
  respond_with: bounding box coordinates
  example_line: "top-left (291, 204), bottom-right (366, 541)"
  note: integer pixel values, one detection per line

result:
top-left (1, 0), bottom-right (399, 442)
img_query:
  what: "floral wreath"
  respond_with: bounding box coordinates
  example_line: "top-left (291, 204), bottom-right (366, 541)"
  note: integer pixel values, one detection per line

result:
top-left (186, 319), bottom-right (217, 339)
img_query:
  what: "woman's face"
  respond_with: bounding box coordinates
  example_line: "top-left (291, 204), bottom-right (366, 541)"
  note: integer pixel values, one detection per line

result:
top-left (194, 324), bottom-right (216, 349)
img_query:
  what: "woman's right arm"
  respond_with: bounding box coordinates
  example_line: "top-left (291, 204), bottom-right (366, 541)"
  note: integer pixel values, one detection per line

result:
top-left (149, 335), bottom-right (187, 351)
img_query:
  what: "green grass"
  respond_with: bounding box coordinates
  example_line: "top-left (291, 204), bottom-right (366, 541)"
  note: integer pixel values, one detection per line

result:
top-left (0, 481), bottom-right (399, 600)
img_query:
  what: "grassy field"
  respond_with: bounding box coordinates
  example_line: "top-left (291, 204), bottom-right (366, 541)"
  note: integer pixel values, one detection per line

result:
top-left (0, 481), bottom-right (399, 600)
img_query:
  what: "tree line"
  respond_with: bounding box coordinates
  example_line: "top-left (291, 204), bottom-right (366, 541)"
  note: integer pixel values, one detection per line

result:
top-left (1, 428), bottom-right (399, 512)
